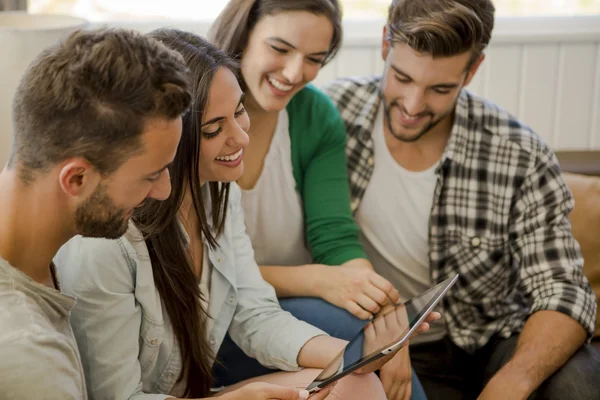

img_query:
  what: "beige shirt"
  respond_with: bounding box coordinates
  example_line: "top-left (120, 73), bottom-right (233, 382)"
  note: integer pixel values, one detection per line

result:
top-left (0, 257), bottom-right (87, 399)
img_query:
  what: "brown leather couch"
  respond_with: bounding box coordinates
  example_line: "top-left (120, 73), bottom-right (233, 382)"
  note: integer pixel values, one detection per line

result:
top-left (558, 151), bottom-right (600, 347)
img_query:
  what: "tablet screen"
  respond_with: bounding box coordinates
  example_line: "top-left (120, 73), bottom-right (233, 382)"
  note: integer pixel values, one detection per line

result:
top-left (306, 275), bottom-right (458, 393)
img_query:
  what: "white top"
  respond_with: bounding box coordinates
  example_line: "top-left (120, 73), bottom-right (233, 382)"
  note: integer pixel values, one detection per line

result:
top-left (241, 109), bottom-right (313, 266)
top-left (355, 106), bottom-right (446, 343)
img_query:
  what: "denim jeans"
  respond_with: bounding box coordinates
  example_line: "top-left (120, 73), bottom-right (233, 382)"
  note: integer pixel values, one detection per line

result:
top-left (410, 334), bottom-right (600, 399)
top-left (212, 296), bottom-right (428, 400)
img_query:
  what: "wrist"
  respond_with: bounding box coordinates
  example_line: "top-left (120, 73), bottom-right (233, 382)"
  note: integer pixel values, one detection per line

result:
top-left (304, 263), bottom-right (327, 297)
top-left (342, 258), bottom-right (373, 270)
top-left (486, 368), bottom-right (535, 399)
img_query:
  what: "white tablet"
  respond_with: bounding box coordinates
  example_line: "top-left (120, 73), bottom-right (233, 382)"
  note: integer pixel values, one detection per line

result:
top-left (306, 274), bottom-right (459, 394)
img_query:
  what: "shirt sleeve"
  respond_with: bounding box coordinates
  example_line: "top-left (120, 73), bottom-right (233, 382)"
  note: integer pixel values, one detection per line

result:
top-left (510, 149), bottom-right (598, 339)
top-left (0, 333), bottom-right (85, 399)
top-left (54, 236), bottom-right (170, 400)
top-left (226, 184), bottom-right (328, 370)
top-left (296, 87), bottom-right (368, 265)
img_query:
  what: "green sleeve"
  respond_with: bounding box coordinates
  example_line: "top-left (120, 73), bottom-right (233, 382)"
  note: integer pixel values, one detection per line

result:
top-left (288, 86), bottom-right (367, 265)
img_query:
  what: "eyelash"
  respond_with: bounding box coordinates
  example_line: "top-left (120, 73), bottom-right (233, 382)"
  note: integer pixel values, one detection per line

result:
top-left (270, 45), bottom-right (324, 65)
top-left (395, 76), bottom-right (451, 95)
top-left (202, 107), bottom-right (247, 139)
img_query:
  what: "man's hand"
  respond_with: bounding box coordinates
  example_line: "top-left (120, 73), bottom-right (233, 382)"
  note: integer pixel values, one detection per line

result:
top-left (380, 346), bottom-right (412, 400)
top-left (314, 262), bottom-right (400, 319)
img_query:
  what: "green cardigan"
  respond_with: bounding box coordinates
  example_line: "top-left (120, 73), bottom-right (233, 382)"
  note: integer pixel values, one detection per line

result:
top-left (286, 84), bottom-right (367, 265)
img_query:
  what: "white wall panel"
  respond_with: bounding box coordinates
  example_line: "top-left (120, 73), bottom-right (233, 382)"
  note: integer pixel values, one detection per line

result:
top-left (519, 44), bottom-right (560, 145)
top-left (555, 43), bottom-right (597, 150)
top-left (590, 43), bottom-right (600, 148)
top-left (483, 45), bottom-right (523, 116)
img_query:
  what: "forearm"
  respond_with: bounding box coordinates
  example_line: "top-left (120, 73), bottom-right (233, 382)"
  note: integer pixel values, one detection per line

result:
top-left (297, 335), bottom-right (348, 369)
top-left (259, 265), bottom-right (321, 298)
top-left (487, 310), bottom-right (586, 397)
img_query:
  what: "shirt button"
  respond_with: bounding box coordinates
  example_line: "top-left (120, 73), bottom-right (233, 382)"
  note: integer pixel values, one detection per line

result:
top-left (209, 336), bottom-right (216, 346)
top-left (150, 338), bottom-right (158, 345)
top-left (217, 257), bottom-right (221, 263)
top-left (471, 237), bottom-right (481, 247)
top-left (167, 372), bottom-right (174, 382)
top-left (367, 156), bottom-right (374, 166)
top-left (228, 295), bottom-right (236, 304)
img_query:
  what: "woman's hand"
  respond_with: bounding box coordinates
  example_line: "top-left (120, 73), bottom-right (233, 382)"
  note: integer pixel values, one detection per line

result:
top-left (353, 310), bottom-right (441, 374)
top-left (218, 381), bottom-right (335, 400)
top-left (313, 261), bottom-right (400, 319)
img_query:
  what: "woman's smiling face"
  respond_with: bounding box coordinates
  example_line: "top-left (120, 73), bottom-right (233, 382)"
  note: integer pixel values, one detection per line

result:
top-left (240, 10), bottom-right (334, 112)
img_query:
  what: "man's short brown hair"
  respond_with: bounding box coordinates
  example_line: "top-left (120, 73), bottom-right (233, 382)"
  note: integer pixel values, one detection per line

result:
top-left (387, 0), bottom-right (495, 66)
top-left (9, 28), bottom-right (192, 182)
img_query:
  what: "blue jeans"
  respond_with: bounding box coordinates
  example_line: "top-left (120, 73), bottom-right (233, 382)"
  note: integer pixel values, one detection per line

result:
top-left (212, 297), bottom-right (428, 400)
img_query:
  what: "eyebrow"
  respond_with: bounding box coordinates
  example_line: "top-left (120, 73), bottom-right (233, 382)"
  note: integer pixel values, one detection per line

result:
top-left (391, 64), bottom-right (460, 90)
top-left (200, 93), bottom-right (246, 127)
top-left (148, 162), bottom-right (172, 177)
top-left (267, 37), bottom-right (329, 56)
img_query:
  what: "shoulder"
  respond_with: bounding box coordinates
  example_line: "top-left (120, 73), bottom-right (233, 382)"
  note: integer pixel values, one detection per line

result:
top-left (54, 223), bottom-right (143, 294)
top-left (0, 329), bottom-right (83, 397)
top-left (287, 84), bottom-right (339, 120)
top-left (464, 90), bottom-right (554, 166)
top-left (321, 75), bottom-right (381, 106)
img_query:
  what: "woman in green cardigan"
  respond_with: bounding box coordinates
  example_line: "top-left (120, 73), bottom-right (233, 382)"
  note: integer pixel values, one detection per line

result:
top-left (208, 2), bottom-right (429, 399)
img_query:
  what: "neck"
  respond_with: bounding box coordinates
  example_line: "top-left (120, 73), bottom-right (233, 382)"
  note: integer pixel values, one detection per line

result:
top-left (178, 188), bottom-right (201, 242)
top-left (384, 111), bottom-right (454, 172)
top-left (245, 92), bottom-right (279, 138)
top-left (0, 167), bottom-right (74, 285)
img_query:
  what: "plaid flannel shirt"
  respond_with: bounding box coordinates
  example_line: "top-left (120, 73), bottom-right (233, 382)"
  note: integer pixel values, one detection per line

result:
top-left (323, 75), bottom-right (597, 352)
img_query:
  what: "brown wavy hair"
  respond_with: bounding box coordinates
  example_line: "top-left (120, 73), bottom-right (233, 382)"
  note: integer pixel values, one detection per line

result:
top-left (10, 28), bottom-right (191, 183)
top-left (387, 0), bottom-right (495, 67)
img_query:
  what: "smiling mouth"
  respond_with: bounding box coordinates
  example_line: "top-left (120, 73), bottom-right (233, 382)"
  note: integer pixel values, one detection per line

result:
top-left (267, 76), bottom-right (294, 92)
top-left (215, 148), bottom-right (243, 162)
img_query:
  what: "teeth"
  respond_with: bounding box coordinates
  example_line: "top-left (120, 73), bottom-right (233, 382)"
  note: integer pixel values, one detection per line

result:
top-left (402, 111), bottom-right (420, 121)
top-left (216, 148), bottom-right (243, 162)
top-left (268, 76), bottom-right (293, 92)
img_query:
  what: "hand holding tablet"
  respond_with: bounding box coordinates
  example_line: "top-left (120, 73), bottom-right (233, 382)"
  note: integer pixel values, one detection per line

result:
top-left (306, 274), bottom-right (458, 394)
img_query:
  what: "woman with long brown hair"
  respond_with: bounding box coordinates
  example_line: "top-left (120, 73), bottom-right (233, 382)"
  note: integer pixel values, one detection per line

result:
top-left (208, 2), bottom-right (429, 399)
top-left (54, 29), bottom-right (432, 400)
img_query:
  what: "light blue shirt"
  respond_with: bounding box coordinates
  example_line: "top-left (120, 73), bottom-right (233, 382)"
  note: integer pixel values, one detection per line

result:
top-left (54, 183), bottom-right (325, 399)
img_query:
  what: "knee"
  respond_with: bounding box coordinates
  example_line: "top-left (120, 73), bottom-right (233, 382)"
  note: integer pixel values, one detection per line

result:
top-left (535, 344), bottom-right (600, 400)
top-left (329, 373), bottom-right (386, 400)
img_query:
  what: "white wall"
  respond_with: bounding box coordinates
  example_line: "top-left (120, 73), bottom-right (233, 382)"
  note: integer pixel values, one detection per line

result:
top-left (91, 16), bottom-right (600, 151)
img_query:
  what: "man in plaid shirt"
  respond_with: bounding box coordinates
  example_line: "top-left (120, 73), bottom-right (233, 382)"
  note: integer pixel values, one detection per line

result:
top-left (323, 0), bottom-right (599, 399)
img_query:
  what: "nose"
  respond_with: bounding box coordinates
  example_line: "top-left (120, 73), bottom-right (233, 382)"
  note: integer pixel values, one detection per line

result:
top-left (282, 55), bottom-right (304, 84)
top-left (403, 88), bottom-right (427, 116)
top-left (147, 169), bottom-right (172, 201)
top-left (227, 122), bottom-right (250, 149)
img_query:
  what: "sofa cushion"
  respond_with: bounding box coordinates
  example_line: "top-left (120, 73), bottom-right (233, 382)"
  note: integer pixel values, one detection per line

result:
top-left (563, 172), bottom-right (600, 337)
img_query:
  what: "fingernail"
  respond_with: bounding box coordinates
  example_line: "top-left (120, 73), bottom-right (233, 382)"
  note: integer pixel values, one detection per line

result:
top-left (299, 389), bottom-right (310, 400)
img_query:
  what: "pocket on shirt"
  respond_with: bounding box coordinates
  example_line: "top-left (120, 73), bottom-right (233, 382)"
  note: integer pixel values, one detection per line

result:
top-left (444, 230), bottom-right (514, 301)
top-left (139, 314), bottom-right (165, 369)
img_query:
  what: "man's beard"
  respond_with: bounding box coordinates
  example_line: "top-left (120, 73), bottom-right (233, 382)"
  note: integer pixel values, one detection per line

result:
top-left (74, 183), bottom-right (130, 239)
top-left (380, 92), bottom-right (448, 143)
